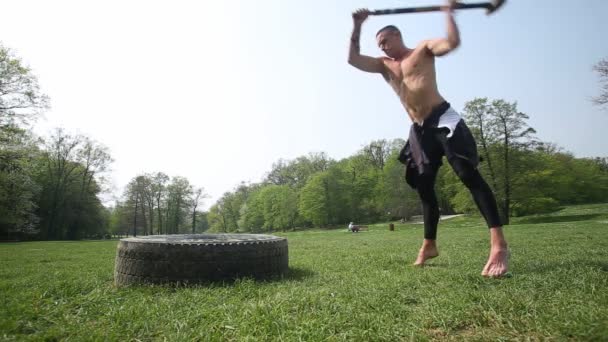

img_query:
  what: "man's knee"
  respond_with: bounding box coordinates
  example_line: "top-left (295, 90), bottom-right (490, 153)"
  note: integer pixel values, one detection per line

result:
top-left (416, 180), bottom-right (436, 203)
top-left (417, 187), bottom-right (438, 207)
top-left (452, 159), bottom-right (482, 188)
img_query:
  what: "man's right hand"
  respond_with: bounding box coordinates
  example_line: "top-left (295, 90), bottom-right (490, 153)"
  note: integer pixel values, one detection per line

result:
top-left (352, 8), bottom-right (370, 26)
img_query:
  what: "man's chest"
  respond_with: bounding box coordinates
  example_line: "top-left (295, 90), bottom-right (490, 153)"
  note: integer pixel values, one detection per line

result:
top-left (385, 52), bottom-right (429, 82)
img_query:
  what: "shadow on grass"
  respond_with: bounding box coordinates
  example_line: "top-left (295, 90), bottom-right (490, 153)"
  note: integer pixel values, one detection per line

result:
top-left (518, 260), bottom-right (608, 275)
top-left (513, 214), bottom-right (604, 225)
top-left (592, 262), bottom-right (608, 273)
top-left (116, 266), bottom-right (316, 290)
top-left (280, 266), bottom-right (317, 281)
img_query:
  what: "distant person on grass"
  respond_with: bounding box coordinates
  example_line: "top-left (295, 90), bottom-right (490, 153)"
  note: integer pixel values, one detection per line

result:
top-left (348, 222), bottom-right (360, 233)
top-left (347, 0), bottom-right (509, 277)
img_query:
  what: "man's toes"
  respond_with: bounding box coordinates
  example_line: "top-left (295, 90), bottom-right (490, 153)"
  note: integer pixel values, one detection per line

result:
top-left (489, 265), bottom-right (508, 278)
top-left (490, 271), bottom-right (505, 278)
top-left (481, 262), bottom-right (491, 276)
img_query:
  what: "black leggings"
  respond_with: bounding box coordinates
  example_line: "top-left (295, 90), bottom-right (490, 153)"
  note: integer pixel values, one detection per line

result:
top-left (416, 157), bottom-right (502, 240)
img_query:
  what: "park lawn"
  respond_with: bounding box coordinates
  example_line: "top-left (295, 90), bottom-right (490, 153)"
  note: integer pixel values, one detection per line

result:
top-left (1, 203), bottom-right (607, 341)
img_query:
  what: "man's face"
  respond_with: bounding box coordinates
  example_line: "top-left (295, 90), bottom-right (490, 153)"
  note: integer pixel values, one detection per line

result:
top-left (376, 30), bottom-right (402, 58)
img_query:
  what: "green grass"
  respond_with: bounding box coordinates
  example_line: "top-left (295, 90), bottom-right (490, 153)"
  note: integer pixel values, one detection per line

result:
top-left (2, 204), bottom-right (608, 341)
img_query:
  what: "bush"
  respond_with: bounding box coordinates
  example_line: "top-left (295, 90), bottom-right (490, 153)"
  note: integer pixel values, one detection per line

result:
top-left (512, 197), bottom-right (560, 217)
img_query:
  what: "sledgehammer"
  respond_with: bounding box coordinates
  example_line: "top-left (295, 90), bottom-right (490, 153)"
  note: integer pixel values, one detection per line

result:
top-left (371, 0), bottom-right (506, 16)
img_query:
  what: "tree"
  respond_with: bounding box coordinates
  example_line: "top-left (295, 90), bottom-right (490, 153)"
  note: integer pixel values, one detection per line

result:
top-left (34, 129), bottom-right (111, 239)
top-left (194, 211), bottom-right (209, 232)
top-left (116, 175), bottom-right (209, 236)
top-left (377, 150), bottom-right (419, 221)
top-left (208, 198), bottom-right (230, 232)
top-left (109, 202), bottom-right (131, 237)
top-left (164, 176), bottom-right (192, 234)
top-left (118, 175), bottom-right (155, 237)
top-left (463, 98), bottom-right (500, 192)
top-left (299, 166), bottom-right (349, 227)
top-left (0, 126), bottom-right (41, 239)
top-left (190, 187), bottom-right (208, 233)
top-left (151, 172), bottom-right (169, 234)
top-left (593, 58), bottom-right (608, 107)
top-left (37, 129), bottom-right (82, 239)
top-left (361, 139), bottom-right (391, 170)
top-left (239, 187), bottom-right (266, 232)
top-left (299, 173), bottom-right (329, 227)
top-left (459, 98), bottom-right (536, 224)
top-left (0, 43), bottom-right (48, 239)
top-left (265, 152), bottom-right (334, 189)
top-left (70, 137), bottom-right (113, 237)
top-left (343, 155), bottom-right (377, 222)
top-left (490, 100), bottom-right (536, 223)
top-left (0, 44), bottom-right (49, 127)
top-left (256, 185), bottom-right (299, 232)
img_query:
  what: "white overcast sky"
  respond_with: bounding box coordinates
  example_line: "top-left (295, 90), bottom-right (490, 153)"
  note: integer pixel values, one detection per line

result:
top-left (2, 0), bottom-right (607, 209)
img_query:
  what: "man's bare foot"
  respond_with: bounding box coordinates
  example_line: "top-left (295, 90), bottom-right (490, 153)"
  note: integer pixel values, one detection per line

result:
top-left (482, 227), bottom-right (509, 277)
top-left (482, 247), bottom-right (509, 277)
top-left (413, 240), bottom-right (439, 266)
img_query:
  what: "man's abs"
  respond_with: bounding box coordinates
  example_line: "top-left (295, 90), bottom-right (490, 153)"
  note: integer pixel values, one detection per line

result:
top-left (393, 78), bottom-right (445, 124)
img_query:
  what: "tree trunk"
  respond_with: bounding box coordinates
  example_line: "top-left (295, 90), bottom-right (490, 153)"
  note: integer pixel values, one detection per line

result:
top-left (192, 210), bottom-right (196, 234)
top-left (502, 126), bottom-right (511, 225)
top-left (175, 198), bottom-right (181, 233)
top-left (140, 193), bottom-right (148, 235)
top-left (478, 122), bottom-right (499, 192)
top-left (191, 203), bottom-right (198, 234)
top-left (164, 201), bottom-right (172, 234)
top-left (156, 194), bottom-right (163, 234)
top-left (147, 196), bottom-right (155, 235)
top-left (133, 195), bottom-right (139, 237)
top-left (324, 178), bottom-right (330, 227)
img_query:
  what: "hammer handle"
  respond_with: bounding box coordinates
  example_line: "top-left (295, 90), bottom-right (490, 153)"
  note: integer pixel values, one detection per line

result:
top-left (371, 2), bottom-right (491, 15)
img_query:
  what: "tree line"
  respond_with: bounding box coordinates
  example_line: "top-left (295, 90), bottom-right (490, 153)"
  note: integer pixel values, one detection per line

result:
top-left (1, 44), bottom-right (112, 240)
top-left (2, 42), bottom-right (607, 240)
top-left (205, 99), bottom-right (608, 232)
top-left (109, 173), bottom-right (208, 237)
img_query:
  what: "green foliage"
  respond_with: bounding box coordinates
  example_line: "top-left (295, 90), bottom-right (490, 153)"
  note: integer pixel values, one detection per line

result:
top-left (257, 185), bottom-right (298, 231)
top-left (112, 173), bottom-right (210, 236)
top-left (164, 176), bottom-right (193, 234)
top-left (376, 150), bottom-right (419, 220)
top-left (0, 44), bottom-right (49, 127)
top-left (511, 197), bottom-right (560, 217)
top-left (298, 172), bottom-right (331, 227)
top-left (208, 186), bottom-right (249, 233)
top-left (593, 57), bottom-right (608, 107)
top-left (239, 187), bottom-right (265, 232)
top-left (0, 126), bottom-right (40, 238)
top-left (459, 98), bottom-right (537, 224)
top-left (2, 43), bottom-right (607, 239)
top-left (265, 152), bottom-right (334, 188)
top-left (33, 129), bottom-right (112, 240)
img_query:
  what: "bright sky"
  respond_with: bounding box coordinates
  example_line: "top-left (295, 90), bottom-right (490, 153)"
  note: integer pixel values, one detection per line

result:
top-left (2, 0), bottom-right (607, 209)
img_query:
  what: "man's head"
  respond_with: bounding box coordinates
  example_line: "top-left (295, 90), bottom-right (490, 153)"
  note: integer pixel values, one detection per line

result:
top-left (376, 25), bottom-right (405, 58)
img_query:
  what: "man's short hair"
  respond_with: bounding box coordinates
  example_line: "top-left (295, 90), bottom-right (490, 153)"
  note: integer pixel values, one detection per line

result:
top-left (376, 25), bottom-right (401, 37)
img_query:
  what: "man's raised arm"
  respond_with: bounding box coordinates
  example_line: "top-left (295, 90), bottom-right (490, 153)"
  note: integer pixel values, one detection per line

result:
top-left (424, 0), bottom-right (461, 57)
top-left (348, 9), bottom-right (385, 74)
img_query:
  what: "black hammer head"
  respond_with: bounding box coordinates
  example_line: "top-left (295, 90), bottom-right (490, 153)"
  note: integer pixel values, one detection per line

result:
top-left (487, 0), bottom-right (506, 14)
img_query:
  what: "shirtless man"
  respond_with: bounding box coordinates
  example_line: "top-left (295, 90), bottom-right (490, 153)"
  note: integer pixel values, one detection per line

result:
top-left (348, 0), bottom-right (509, 277)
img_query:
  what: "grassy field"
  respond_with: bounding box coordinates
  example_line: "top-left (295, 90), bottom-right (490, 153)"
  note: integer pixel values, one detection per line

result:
top-left (1, 203), bottom-right (607, 341)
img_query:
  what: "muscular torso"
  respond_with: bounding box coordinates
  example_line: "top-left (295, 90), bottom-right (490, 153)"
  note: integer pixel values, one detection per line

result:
top-left (381, 44), bottom-right (445, 124)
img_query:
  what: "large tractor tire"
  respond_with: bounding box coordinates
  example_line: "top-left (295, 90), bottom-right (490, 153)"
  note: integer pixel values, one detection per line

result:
top-left (114, 234), bottom-right (288, 286)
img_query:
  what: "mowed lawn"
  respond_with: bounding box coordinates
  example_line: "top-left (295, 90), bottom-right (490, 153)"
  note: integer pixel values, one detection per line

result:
top-left (1, 204), bottom-right (607, 341)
